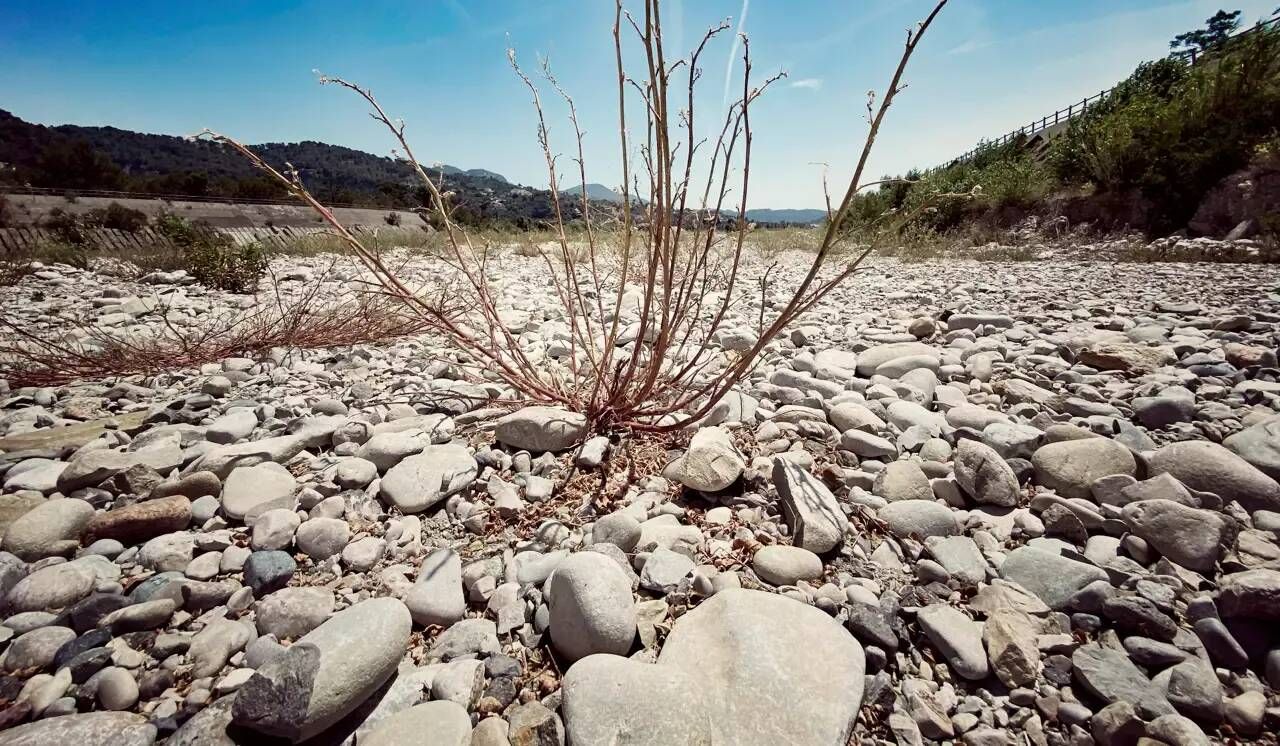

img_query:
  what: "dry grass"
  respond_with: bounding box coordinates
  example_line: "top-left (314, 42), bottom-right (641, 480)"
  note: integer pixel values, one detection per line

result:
top-left (0, 289), bottom-right (424, 388)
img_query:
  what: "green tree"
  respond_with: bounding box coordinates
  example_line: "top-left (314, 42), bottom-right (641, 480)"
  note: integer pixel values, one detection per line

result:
top-left (1170, 9), bottom-right (1242, 56)
top-left (33, 140), bottom-right (125, 190)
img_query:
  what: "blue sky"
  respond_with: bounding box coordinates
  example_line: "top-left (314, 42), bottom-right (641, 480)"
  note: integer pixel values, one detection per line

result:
top-left (3, 1), bottom-right (1276, 209)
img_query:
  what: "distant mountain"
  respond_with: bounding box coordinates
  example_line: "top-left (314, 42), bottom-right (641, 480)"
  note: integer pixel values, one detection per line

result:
top-left (562, 183), bottom-right (626, 203)
top-left (744, 208), bottom-right (826, 224)
top-left (0, 109), bottom-right (549, 224)
top-left (437, 165), bottom-right (509, 184)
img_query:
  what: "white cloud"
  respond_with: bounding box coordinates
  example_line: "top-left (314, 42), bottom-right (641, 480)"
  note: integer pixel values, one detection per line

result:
top-left (789, 78), bottom-right (823, 90)
top-left (722, 0), bottom-right (750, 109)
top-left (947, 38), bottom-right (992, 55)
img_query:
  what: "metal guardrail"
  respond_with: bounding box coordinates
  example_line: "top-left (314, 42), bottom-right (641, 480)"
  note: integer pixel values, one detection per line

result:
top-left (941, 15), bottom-right (1278, 168)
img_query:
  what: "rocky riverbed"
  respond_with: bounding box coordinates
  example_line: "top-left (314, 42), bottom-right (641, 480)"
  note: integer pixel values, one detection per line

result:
top-left (0, 249), bottom-right (1277, 745)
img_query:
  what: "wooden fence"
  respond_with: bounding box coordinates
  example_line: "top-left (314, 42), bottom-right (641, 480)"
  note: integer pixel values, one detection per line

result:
top-left (939, 15), bottom-right (1278, 169)
top-left (0, 224), bottom-right (354, 256)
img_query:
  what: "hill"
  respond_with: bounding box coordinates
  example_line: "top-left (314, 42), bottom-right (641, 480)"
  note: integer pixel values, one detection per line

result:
top-left (0, 109), bottom-right (578, 227)
top-left (562, 183), bottom-right (626, 203)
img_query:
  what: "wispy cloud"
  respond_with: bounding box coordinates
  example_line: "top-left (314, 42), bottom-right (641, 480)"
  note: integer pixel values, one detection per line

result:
top-left (789, 77), bottom-right (823, 90)
top-left (721, 0), bottom-right (750, 110)
top-left (947, 38), bottom-right (992, 55)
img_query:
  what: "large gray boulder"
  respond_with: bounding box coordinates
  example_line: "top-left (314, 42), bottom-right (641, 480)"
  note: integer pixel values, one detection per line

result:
top-left (56, 443), bottom-right (182, 493)
top-left (673, 427), bottom-right (744, 492)
top-left (1031, 438), bottom-right (1136, 499)
top-left (873, 460), bottom-right (934, 503)
top-left (0, 712), bottom-right (157, 746)
top-left (405, 548), bottom-right (466, 627)
top-left (190, 435), bottom-right (308, 480)
top-left (1073, 643), bottom-right (1174, 718)
top-left (5, 557), bottom-right (98, 612)
top-left (856, 342), bottom-right (939, 377)
top-left (494, 406), bottom-right (588, 452)
top-left (878, 500), bottom-right (959, 539)
top-left (547, 551), bottom-right (637, 662)
top-left (1224, 416), bottom-right (1280, 481)
top-left (1122, 499), bottom-right (1237, 572)
top-left (1217, 569), bottom-right (1280, 619)
top-left (2, 498), bottom-right (94, 560)
top-left (379, 445), bottom-right (477, 514)
top-left (1000, 546), bottom-right (1108, 610)
top-left (1147, 440), bottom-right (1280, 514)
top-left (360, 701), bottom-right (472, 746)
top-left (953, 439), bottom-right (1020, 507)
top-left (232, 597), bottom-right (411, 742)
top-left (773, 459), bottom-right (845, 553)
top-left (220, 462), bottom-right (297, 522)
top-left (561, 654), bottom-right (712, 746)
top-left (657, 588), bottom-right (864, 745)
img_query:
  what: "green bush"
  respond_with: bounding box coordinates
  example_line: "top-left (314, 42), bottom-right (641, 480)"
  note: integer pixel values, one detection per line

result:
top-left (83, 202), bottom-right (148, 232)
top-left (155, 212), bottom-right (268, 292)
top-left (183, 238), bottom-right (269, 293)
top-left (1048, 23), bottom-right (1280, 231)
top-left (42, 208), bottom-right (88, 244)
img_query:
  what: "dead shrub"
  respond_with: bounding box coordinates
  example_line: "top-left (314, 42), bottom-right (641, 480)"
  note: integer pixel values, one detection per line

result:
top-left (197, 0), bottom-right (952, 433)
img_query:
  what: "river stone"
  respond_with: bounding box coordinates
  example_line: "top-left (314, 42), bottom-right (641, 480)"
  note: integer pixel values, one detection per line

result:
top-left (405, 548), bottom-right (466, 628)
top-left (5, 558), bottom-right (98, 612)
top-left (190, 434), bottom-right (308, 480)
top-left (0, 493), bottom-right (47, 537)
top-left (561, 653), bottom-right (712, 746)
top-left (189, 619), bottom-right (253, 678)
top-left (752, 545), bottom-right (823, 586)
top-left (1217, 569), bottom-right (1280, 619)
top-left (2, 498), bottom-right (94, 560)
top-left (856, 342), bottom-right (939, 376)
top-left (1031, 438), bottom-right (1136, 499)
top-left (878, 500), bottom-right (959, 539)
top-left (361, 700), bottom-right (472, 746)
top-left (294, 517), bottom-right (350, 560)
top-left (773, 459), bottom-right (845, 553)
top-left (984, 606), bottom-right (1041, 687)
top-left (924, 535), bottom-right (987, 586)
top-left (166, 694), bottom-right (236, 746)
top-left (231, 596), bottom-right (411, 742)
top-left (4, 459), bottom-right (66, 493)
top-left (873, 460), bottom-right (934, 503)
top-left (829, 402), bottom-right (886, 433)
top-left (658, 588), bottom-right (864, 745)
top-left (1224, 416), bottom-right (1280, 481)
top-left (4, 625), bottom-right (76, 671)
top-left (0, 712), bottom-right (157, 746)
top-left (1000, 546), bottom-right (1108, 610)
top-left (674, 427), bottom-right (744, 492)
top-left (220, 462), bottom-right (297, 522)
top-left (254, 587), bottom-right (334, 639)
top-left (917, 604), bottom-right (989, 680)
top-left (1078, 343), bottom-right (1175, 374)
top-left (242, 550), bottom-right (296, 596)
top-left (953, 439), bottom-right (1020, 507)
top-left (379, 445), bottom-right (478, 514)
top-left (56, 444), bottom-right (182, 493)
top-left (548, 551), bottom-right (636, 662)
top-left (1147, 440), bottom-right (1280, 514)
top-left (494, 406), bottom-right (588, 452)
top-left (1122, 499), bottom-right (1236, 572)
top-left (82, 495), bottom-right (192, 545)
top-left (1073, 642), bottom-right (1174, 718)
